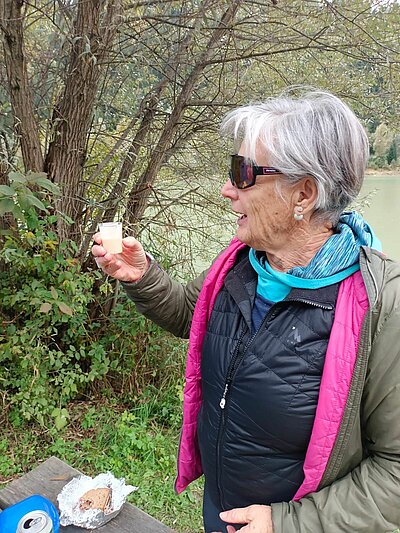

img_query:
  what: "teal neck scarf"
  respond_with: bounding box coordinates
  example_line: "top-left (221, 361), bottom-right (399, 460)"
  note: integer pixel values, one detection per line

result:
top-left (249, 211), bottom-right (382, 302)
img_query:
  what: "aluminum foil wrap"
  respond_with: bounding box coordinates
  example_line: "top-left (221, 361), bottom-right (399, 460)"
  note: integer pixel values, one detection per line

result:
top-left (57, 472), bottom-right (138, 529)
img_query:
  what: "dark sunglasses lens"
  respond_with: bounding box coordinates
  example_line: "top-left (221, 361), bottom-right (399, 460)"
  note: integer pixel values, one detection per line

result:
top-left (231, 156), bottom-right (254, 189)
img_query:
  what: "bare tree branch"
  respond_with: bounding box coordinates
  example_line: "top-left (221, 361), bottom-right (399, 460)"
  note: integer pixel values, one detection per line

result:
top-left (124, 0), bottom-right (243, 226)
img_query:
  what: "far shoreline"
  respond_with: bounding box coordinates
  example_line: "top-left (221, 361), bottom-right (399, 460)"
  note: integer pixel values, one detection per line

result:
top-left (366, 168), bottom-right (400, 176)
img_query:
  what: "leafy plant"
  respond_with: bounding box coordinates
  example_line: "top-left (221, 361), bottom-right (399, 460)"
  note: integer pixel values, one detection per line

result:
top-left (0, 219), bottom-right (110, 424)
top-left (0, 171), bottom-right (59, 223)
top-left (0, 174), bottom-right (109, 425)
top-left (0, 171), bottom-right (187, 428)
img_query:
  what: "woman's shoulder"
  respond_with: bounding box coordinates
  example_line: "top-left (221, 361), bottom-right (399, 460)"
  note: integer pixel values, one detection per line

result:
top-left (361, 246), bottom-right (400, 288)
top-left (361, 246), bottom-right (400, 323)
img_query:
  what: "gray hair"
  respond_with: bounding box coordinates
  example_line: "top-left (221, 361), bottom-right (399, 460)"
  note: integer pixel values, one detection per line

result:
top-left (221, 88), bottom-right (369, 224)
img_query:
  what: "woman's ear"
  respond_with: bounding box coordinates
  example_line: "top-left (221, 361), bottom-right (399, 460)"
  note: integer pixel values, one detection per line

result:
top-left (296, 177), bottom-right (318, 213)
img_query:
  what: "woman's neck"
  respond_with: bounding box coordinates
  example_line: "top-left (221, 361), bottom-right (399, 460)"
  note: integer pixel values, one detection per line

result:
top-left (266, 224), bottom-right (334, 272)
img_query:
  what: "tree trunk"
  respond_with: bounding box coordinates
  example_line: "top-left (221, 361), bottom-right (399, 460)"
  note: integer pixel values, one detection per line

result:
top-left (44, 0), bottom-right (122, 243)
top-left (0, 0), bottom-right (43, 172)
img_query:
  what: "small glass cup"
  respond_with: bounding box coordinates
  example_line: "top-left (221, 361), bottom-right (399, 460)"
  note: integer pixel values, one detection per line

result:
top-left (98, 222), bottom-right (122, 254)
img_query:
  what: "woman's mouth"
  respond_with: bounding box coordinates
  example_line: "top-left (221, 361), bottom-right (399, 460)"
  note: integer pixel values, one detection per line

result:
top-left (237, 213), bottom-right (247, 226)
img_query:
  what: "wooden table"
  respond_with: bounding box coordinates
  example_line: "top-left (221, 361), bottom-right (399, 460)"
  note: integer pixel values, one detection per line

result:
top-left (0, 456), bottom-right (176, 532)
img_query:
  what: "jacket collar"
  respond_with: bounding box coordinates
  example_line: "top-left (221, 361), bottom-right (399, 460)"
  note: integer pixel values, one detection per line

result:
top-left (224, 247), bottom-right (340, 328)
top-left (283, 284), bottom-right (339, 310)
top-left (359, 245), bottom-right (389, 308)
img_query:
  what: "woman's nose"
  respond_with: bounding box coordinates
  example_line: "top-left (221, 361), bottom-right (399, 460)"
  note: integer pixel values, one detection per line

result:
top-left (221, 179), bottom-right (238, 199)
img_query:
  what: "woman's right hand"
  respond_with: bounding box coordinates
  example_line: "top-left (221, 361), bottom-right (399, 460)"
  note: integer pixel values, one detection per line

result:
top-left (91, 234), bottom-right (150, 283)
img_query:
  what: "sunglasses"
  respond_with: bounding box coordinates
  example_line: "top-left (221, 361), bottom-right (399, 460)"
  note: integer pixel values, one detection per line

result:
top-left (229, 154), bottom-right (282, 189)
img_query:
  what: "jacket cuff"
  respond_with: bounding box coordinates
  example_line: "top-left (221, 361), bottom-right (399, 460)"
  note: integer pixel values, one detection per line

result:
top-left (270, 502), bottom-right (286, 533)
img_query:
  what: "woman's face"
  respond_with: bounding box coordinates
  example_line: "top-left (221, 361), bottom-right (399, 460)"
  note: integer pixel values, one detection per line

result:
top-left (221, 144), bottom-right (300, 253)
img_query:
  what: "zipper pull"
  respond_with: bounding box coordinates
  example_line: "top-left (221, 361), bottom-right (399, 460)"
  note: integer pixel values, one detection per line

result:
top-left (219, 384), bottom-right (229, 409)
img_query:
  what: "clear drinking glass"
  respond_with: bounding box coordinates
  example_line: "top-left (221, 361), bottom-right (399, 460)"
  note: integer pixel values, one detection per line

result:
top-left (98, 222), bottom-right (122, 254)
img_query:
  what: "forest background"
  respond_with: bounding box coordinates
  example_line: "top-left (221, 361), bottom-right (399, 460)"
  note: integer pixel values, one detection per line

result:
top-left (0, 1), bottom-right (399, 531)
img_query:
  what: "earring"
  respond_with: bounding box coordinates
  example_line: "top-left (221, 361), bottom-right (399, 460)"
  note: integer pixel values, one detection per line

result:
top-left (294, 205), bottom-right (304, 221)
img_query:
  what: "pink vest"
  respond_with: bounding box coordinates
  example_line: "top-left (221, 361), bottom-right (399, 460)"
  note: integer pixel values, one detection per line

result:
top-left (175, 239), bottom-right (369, 499)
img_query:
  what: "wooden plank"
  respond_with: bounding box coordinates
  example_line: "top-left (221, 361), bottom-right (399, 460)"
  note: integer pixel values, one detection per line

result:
top-left (0, 456), bottom-right (176, 533)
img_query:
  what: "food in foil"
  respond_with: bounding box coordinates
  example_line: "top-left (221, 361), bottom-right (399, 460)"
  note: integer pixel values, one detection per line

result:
top-left (79, 487), bottom-right (112, 512)
top-left (57, 472), bottom-right (138, 529)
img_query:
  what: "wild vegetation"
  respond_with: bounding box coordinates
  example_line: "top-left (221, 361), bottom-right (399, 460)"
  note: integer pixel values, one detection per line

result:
top-left (0, 1), bottom-right (399, 531)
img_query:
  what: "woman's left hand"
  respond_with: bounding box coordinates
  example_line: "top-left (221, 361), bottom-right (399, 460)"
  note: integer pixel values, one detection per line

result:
top-left (212, 504), bottom-right (273, 533)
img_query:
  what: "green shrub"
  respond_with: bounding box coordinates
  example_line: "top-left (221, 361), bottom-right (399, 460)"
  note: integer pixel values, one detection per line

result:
top-left (0, 170), bottom-right (60, 221)
top-left (368, 155), bottom-right (389, 169)
top-left (0, 171), bottom-right (187, 428)
top-left (98, 298), bottom-right (187, 407)
top-left (387, 140), bottom-right (397, 166)
top-left (0, 172), bottom-right (111, 425)
top-left (0, 216), bottom-right (111, 426)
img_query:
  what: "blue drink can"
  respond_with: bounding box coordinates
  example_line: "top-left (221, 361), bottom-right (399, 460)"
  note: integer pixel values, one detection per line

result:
top-left (0, 495), bottom-right (59, 533)
top-left (16, 510), bottom-right (53, 533)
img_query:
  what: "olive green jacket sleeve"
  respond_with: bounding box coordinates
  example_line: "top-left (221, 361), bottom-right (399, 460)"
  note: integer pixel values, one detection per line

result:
top-left (121, 258), bottom-right (208, 339)
top-left (271, 268), bottom-right (400, 532)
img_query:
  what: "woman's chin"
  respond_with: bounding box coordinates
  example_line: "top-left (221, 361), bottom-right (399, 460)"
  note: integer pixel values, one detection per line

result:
top-left (235, 228), bottom-right (251, 247)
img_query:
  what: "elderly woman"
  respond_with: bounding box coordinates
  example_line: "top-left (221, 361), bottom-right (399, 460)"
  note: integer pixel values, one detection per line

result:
top-left (92, 90), bottom-right (400, 533)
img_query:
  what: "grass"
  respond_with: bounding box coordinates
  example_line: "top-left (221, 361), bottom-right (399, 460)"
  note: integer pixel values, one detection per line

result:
top-left (3, 398), bottom-right (400, 533)
top-left (0, 397), bottom-right (204, 533)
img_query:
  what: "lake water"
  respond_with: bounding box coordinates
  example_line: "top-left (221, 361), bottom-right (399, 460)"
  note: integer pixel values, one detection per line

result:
top-left (182, 173), bottom-right (400, 275)
top-left (358, 175), bottom-right (400, 261)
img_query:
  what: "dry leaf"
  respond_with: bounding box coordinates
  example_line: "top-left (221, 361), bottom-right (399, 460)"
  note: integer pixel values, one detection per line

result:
top-left (58, 302), bottom-right (73, 316)
top-left (51, 286), bottom-right (58, 299)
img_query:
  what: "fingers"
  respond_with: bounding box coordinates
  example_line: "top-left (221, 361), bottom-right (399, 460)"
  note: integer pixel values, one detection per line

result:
top-left (220, 505), bottom-right (272, 533)
top-left (122, 236), bottom-right (145, 254)
top-left (91, 233), bottom-right (145, 282)
top-left (92, 235), bottom-right (142, 257)
top-left (91, 245), bottom-right (118, 271)
top-left (92, 244), bottom-right (107, 258)
top-left (97, 254), bottom-right (120, 274)
top-left (91, 245), bottom-right (114, 272)
top-left (210, 524), bottom-right (245, 532)
top-left (92, 233), bottom-right (139, 251)
top-left (122, 236), bottom-right (139, 247)
top-left (220, 507), bottom-right (249, 524)
top-left (93, 232), bottom-right (102, 245)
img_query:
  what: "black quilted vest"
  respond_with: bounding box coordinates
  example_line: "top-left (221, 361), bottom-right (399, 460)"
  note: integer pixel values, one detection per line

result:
top-left (197, 248), bottom-right (339, 510)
